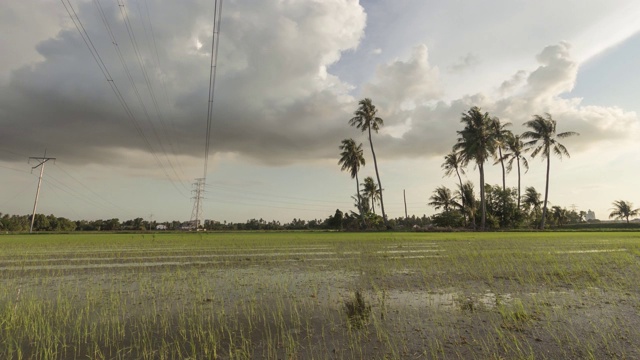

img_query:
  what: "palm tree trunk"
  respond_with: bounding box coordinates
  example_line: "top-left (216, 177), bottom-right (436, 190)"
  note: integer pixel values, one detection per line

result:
top-left (540, 155), bottom-right (550, 229)
top-left (368, 127), bottom-right (388, 228)
top-left (499, 148), bottom-right (506, 192)
top-left (355, 172), bottom-right (365, 228)
top-left (371, 196), bottom-right (376, 215)
top-left (516, 157), bottom-right (521, 210)
top-left (455, 169), bottom-right (466, 225)
top-left (479, 162), bottom-right (486, 230)
top-left (498, 147), bottom-right (507, 226)
top-left (455, 170), bottom-right (464, 205)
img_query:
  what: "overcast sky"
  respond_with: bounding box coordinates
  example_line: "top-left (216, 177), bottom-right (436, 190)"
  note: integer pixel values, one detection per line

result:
top-left (1, 0), bottom-right (639, 223)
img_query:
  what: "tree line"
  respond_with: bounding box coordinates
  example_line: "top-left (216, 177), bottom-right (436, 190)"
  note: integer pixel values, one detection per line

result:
top-left (338, 99), bottom-right (639, 230)
top-left (2, 100), bottom-right (637, 233)
top-left (0, 212), bottom-right (432, 233)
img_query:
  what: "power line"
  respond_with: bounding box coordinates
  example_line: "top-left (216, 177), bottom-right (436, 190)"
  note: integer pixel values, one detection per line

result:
top-left (48, 164), bottom-right (136, 217)
top-left (0, 148), bottom-right (30, 160)
top-left (203, 0), bottom-right (223, 179)
top-left (42, 182), bottom-right (83, 220)
top-left (191, 0), bottom-right (223, 223)
top-left (0, 164), bottom-right (31, 174)
top-left (44, 174), bottom-right (119, 215)
top-left (61, 0), bottom-right (188, 198)
top-left (115, 0), bottom-right (189, 191)
top-left (205, 182), bottom-right (350, 206)
top-left (139, 0), bottom-right (189, 181)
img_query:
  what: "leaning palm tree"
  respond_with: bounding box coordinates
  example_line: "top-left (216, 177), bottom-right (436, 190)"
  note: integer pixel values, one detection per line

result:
top-left (489, 117), bottom-right (512, 192)
top-left (442, 150), bottom-right (467, 206)
top-left (500, 133), bottom-right (529, 209)
top-left (361, 176), bottom-right (381, 215)
top-left (429, 186), bottom-right (457, 212)
top-left (349, 98), bottom-right (388, 227)
top-left (522, 113), bottom-right (579, 229)
top-left (609, 200), bottom-right (639, 224)
top-left (453, 106), bottom-right (496, 230)
top-left (338, 139), bottom-right (366, 225)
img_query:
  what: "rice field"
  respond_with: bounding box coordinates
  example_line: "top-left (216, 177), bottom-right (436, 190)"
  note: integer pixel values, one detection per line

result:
top-left (1, 231), bottom-right (640, 359)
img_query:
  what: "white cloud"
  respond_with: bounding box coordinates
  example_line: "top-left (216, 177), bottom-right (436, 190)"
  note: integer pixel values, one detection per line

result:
top-left (359, 42), bottom-right (639, 159)
top-left (363, 44), bottom-right (443, 117)
top-left (448, 53), bottom-right (480, 73)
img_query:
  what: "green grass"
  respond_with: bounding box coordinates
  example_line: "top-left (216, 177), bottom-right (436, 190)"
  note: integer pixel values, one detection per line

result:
top-left (1, 231), bottom-right (640, 359)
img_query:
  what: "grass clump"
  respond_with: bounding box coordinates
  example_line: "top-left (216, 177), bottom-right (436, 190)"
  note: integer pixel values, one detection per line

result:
top-left (344, 290), bottom-right (371, 328)
top-left (498, 299), bottom-right (535, 332)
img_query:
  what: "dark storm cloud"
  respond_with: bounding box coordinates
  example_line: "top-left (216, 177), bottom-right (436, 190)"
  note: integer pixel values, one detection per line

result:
top-left (0, 0), bottom-right (365, 167)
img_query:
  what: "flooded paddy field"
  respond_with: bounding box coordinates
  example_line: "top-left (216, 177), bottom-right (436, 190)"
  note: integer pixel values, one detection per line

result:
top-left (1, 231), bottom-right (640, 359)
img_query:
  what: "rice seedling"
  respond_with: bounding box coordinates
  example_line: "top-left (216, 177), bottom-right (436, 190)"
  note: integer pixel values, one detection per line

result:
top-left (1, 231), bottom-right (640, 358)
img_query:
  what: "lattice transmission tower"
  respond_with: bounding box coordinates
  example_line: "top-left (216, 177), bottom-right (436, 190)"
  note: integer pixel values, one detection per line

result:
top-left (189, 178), bottom-right (205, 230)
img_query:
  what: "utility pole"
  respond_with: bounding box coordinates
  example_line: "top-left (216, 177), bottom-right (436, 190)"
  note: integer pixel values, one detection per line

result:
top-left (29, 151), bottom-right (56, 233)
top-left (403, 189), bottom-right (408, 219)
top-left (189, 178), bottom-right (205, 230)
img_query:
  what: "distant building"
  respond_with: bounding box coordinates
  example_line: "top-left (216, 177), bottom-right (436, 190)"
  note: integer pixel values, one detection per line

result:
top-left (156, 224), bottom-right (167, 230)
top-left (586, 209), bottom-right (596, 221)
top-left (180, 221), bottom-right (195, 230)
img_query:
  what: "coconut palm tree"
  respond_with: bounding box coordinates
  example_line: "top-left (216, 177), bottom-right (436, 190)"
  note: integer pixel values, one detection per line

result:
top-left (489, 117), bottom-right (512, 192)
top-left (500, 133), bottom-right (529, 209)
top-left (609, 200), bottom-right (639, 223)
top-left (453, 106), bottom-right (496, 230)
top-left (454, 181), bottom-right (477, 228)
top-left (522, 113), bottom-right (579, 229)
top-left (522, 186), bottom-right (542, 227)
top-left (349, 98), bottom-right (388, 227)
top-left (442, 151), bottom-right (467, 206)
top-left (361, 176), bottom-right (381, 215)
top-left (522, 187), bottom-right (542, 212)
top-left (429, 186), bottom-right (457, 212)
top-left (551, 206), bottom-right (569, 227)
top-left (338, 139), bottom-right (366, 225)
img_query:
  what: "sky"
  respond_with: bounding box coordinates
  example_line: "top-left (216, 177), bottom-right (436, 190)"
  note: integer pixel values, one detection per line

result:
top-left (1, 0), bottom-right (639, 223)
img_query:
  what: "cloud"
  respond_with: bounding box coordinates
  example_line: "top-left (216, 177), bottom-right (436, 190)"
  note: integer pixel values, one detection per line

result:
top-left (0, 0), bottom-right (366, 169)
top-left (448, 53), bottom-right (480, 73)
top-left (362, 44), bottom-right (443, 117)
top-left (499, 70), bottom-right (527, 95)
top-left (365, 42), bottom-right (639, 159)
top-left (526, 42), bottom-right (578, 98)
top-left (1, 0), bottom-right (638, 176)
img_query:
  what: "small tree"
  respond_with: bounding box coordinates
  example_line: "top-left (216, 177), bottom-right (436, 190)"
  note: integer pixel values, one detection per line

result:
top-left (609, 200), bottom-right (639, 223)
top-left (429, 186), bottom-right (457, 213)
top-left (339, 139), bottom-right (366, 226)
top-left (361, 176), bottom-right (381, 215)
